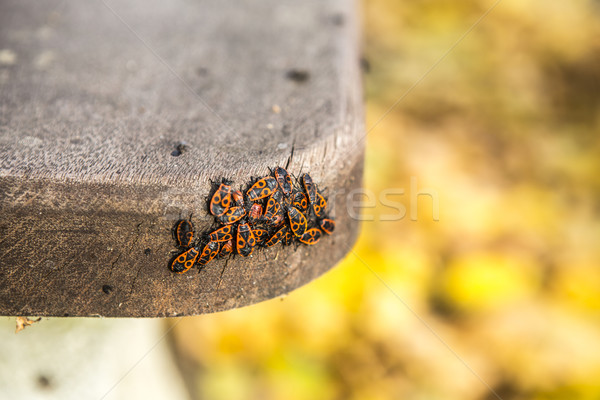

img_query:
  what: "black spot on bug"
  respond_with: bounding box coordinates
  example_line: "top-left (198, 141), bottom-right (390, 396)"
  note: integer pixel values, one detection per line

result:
top-left (63, 313), bottom-right (69, 317)
top-left (144, 248), bottom-right (152, 255)
top-left (102, 285), bottom-right (113, 294)
top-left (286, 69), bottom-right (310, 83)
top-left (171, 142), bottom-right (187, 157)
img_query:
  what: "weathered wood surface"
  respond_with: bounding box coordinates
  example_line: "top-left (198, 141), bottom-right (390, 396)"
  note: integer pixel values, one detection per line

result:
top-left (0, 0), bottom-right (364, 317)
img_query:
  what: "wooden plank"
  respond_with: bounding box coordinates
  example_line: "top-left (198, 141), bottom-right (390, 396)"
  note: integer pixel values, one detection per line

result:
top-left (0, 0), bottom-right (364, 317)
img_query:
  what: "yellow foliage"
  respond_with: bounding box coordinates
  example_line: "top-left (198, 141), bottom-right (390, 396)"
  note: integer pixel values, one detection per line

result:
top-left (441, 252), bottom-right (539, 312)
top-left (173, 0), bottom-right (600, 398)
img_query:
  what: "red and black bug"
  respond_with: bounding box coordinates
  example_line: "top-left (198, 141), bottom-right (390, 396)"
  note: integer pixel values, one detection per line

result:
top-left (313, 192), bottom-right (328, 219)
top-left (210, 181), bottom-right (233, 216)
top-left (319, 218), bottom-right (336, 235)
top-left (265, 226), bottom-right (287, 247)
top-left (301, 173), bottom-right (317, 205)
top-left (263, 190), bottom-right (283, 222)
top-left (274, 167), bottom-right (293, 196)
top-left (246, 176), bottom-right (278, 201)
top-left (248, 203), bottom-right (263, 223)
top-left (252, 228), bottom-right (269, 244)
top-left (264, 201), bottom-right (281, 223)
top-left (197, 241), bottom-right (220, 266)
top-left (169, 166), bottom-right (333, 274)
top-left (236, 223), bottom-right (256, 257)
top-left (270, 213), bottom-right (285, 228)
top-left (232, 190), bottom-right (245, 207)
top-left (283, 230), bottom-right (294, 246)
top-left (299, 228), bottom-right (322, 245)
top-left (292, 190), bottom-right (309, 212)
top-left (219, 239), bottom-right (234, 258)
top-left (218, 206), bottom-right (246, 225)
top-left (209, 225), bottom-right (234, 242)
top-left (170, 247), bottom-right (200, 274)
top-left (287, 206), bottom-right (307, 237)
top-left (173, 219), bottom-right (194, 248)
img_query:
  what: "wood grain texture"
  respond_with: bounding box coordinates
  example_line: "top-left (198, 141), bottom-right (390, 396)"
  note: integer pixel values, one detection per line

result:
top-left (0, 0), bottom-right (364, 317)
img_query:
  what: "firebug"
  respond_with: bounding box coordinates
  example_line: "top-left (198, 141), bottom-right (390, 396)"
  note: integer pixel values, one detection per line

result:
top-left (274, 167), bottom-right (293, 196)
top-left (236, 223), bottom-right (256, 257)
top-left (248, 203), bottom-right (263, 223)
top-left (265, 226), bottom-right (287, 247)
top-left (232, 190), bottom-right (245, 207)
top-left (283, 230), bottom-right (294, 246)
top-left (219, 239), bottom-right (234, 258)
top-left (210, 181), bottom-right (233, 216)
top-left (263, 190), bottom-right (283, 222)
top-left (209, 225), bottom-right (234, 242)
top-left (218, 206), bottom-right (246, 225)
top-left (170, 247), bottom-right (200, 274)
top-left (287, 206), bottom-right (307, 237)
top-left (299, 228), bottom-right (322, 245)
top-left (319, 218), bottom-right (336, 235)
top-left (252, 228), bottom-right (269, 244)
top-left (313, 192), bottom-right (328, 218)
top-left (197, 241), bottom-right (220, 266)
top-left (301, 173), bottom-right (317, 205)
top-left (292, 190), bottom-right (309, 212)
top-left (173, 219), bottom-right (194, 248)
top-left (246, 176), bottom-right (277, 201)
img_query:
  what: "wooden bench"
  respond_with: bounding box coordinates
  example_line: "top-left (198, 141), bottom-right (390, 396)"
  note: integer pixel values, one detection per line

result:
top-left (0, 0), bottom-right (364, 317)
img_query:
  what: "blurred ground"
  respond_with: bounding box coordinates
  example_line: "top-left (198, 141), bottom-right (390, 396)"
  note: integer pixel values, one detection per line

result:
top-left (171, 1), bottom-right (600, 399)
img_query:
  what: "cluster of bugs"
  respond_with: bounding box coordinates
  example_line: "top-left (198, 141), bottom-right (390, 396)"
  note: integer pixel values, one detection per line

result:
top-left (169, 167), bottom-right (335, 274)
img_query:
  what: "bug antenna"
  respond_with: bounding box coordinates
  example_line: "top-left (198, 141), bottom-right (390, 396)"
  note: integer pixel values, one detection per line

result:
top-left (285, 141), bottom-right (295, 169)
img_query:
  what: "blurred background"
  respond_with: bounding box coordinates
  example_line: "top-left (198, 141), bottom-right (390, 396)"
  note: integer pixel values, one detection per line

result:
top-left (169, 0), bottom-right (600, 399)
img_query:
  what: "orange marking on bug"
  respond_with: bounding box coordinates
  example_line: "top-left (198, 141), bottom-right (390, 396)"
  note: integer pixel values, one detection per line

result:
top-left (210, 183), bottom-right (233, 216)
top-left (283, 231), bottom-right (293, 246)
top-left (287, 207), bottom-right (307, 237)
top-left (319, 218), bottom-right (336, 234)
top-left (236, 223), bottom-right (256, 257)
top-left (170, 247), bottom-right (200, 274)
top-left (263, 194), bottom-right (282, 221)
top-left (248, 203), bottom-right (263, 222)
top-left (253, 228), bottom-right (269, 244)
top-left (265, 226), bottom-right (286, 247)
top-left (301, 173), bottom-right (316, 205)
top-left (174, 219), bottom-right (194, 248)
top-left (219, 240), bottom-right (234, 257)
top-left (218, 206), bottom-right (246, 225)
top-left (246, 177), bottom-right (277, 201)
top-left (299, 228), bottom-right (322, 245)
top-left (275, 167), bottom-right (293, 196)
top-left (293, 191), bottom-right (308, 212)
top-left (313, 192), bottom-right (327, 218)
top-left (210, 225), bottom-right (234, 242)
top-left (271, 213), bottom-right (284, 227)
top-left (232, 190), bottom-right (245, 207)
top-left (198, 241), bottom-right (220, 266)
